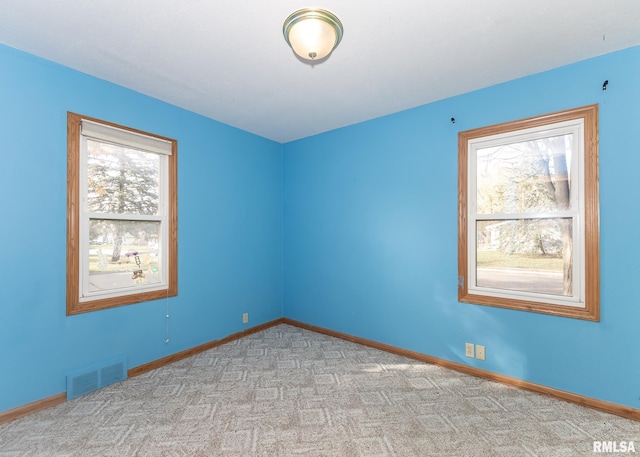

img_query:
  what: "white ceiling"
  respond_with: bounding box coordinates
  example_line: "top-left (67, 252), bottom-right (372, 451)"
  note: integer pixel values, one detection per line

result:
top-left (1, 1), bottom-right (639, 143)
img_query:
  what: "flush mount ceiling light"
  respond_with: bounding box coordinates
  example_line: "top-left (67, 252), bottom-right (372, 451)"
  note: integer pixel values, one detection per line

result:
top-left (283, 8), bottom-right (343, 61)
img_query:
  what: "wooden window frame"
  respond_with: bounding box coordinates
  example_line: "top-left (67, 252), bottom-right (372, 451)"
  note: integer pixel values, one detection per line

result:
top-left (67, 112), bottom-right (178, 315)
top-left (458, 105), bottom-right (599, 320)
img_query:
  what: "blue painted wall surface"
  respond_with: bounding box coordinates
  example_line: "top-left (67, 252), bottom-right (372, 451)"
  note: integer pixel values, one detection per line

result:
top-left (2, 41), bottom-right (640, 415)
top-left (0, 45), bottom-right (283, 413)
top-left (283, 46), bottom-right (640, 409)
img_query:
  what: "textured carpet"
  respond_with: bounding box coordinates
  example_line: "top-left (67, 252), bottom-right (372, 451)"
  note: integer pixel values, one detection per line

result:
top-left (1, 324), bottom-right (638, 456)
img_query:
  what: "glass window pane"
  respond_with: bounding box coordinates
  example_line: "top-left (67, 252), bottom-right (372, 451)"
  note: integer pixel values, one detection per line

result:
top-left (476, 218), bottom-right (573, 296)
top-left (88, 219), bottom-right (161, 293)
top-left (476, 134), bottom-right (572, 214)
top-left (87, 139), bottom-right (160, 215)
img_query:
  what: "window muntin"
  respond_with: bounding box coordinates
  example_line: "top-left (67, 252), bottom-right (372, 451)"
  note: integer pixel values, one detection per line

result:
top-left (458, 105), bottom-right (599, 320)
top-left (67, 113), bottom-right (177, 315)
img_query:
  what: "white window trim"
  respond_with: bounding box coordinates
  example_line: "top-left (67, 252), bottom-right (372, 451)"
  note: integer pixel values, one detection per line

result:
top-left (466, 120), bottom-right (585, 309)
top-left (78, 133), bottom-right (170, 302)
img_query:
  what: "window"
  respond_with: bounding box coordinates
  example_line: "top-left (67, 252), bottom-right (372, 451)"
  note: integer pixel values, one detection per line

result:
top-left (458, 105), bottom-right (599, 320)
top-left (67, 113), bottom-right (177, 315)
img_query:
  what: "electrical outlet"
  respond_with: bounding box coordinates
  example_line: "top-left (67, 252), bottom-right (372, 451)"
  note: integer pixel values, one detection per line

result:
top-left (465, 343), bottom-right (475, 358)
top-left (242, 313), bottom-right (249, 324)
top-left (476, 345), bottom-right (485, 361)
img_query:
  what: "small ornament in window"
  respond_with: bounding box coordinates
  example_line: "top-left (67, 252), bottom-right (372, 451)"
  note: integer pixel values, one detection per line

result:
top-left (127, 251), bottom-right (146, 284)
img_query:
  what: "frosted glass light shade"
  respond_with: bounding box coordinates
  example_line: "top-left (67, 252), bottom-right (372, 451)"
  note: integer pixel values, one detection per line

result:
top-left (283, 8), bottom-right (343, 61)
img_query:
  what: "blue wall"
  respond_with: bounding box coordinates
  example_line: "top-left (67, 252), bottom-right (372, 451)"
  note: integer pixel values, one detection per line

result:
top-left (283, 46), bottom-right (640, 409)
top-left (3, 41), bottom-right (640, 415)
top-left (0, 45), bottom-right (283, 413)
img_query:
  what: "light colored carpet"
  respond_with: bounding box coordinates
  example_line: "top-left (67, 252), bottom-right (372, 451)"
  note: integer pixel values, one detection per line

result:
top-left (1, 324), bottom-right (638, 456)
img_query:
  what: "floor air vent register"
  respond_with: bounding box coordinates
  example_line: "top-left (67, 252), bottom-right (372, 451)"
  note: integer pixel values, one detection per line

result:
top-left (66, 356), bottom-right (127, 400)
